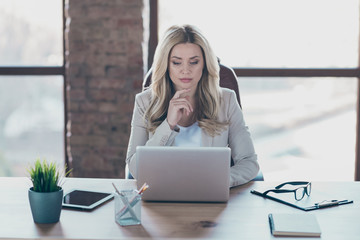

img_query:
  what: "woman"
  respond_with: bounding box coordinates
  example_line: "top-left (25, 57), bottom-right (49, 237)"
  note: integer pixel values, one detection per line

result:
top-left (126, 25), bottom-right (259, 187)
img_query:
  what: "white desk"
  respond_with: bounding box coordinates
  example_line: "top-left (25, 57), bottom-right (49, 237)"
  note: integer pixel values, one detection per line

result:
top-left (0, 177), bottom-right (359, 239)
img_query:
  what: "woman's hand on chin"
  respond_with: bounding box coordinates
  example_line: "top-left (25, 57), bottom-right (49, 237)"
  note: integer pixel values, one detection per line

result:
top-left (167, 89), bottom-right (193, 129)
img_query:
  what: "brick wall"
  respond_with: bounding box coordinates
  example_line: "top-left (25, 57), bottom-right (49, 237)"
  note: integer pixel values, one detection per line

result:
top-left (64, 0), bottom-right (146, 178)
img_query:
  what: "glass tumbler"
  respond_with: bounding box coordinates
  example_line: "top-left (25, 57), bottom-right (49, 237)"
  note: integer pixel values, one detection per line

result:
top-left (114, 189), bottom-right (141, 226)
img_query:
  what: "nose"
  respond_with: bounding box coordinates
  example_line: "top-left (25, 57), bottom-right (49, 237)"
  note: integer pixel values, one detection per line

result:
top-left (181, 64), bottom-right (191, 74)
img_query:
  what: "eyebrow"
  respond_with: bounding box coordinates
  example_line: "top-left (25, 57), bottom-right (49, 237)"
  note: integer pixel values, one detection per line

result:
top-left (171, 56), bottom-right (200, 60)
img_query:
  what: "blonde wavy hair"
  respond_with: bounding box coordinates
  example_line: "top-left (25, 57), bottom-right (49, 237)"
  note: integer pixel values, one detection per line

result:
top-left (145, 25), bottom-right (228, 137)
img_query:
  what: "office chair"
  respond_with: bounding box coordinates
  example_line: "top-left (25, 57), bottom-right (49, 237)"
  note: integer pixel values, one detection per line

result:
top-left (126, 63), bottom-right (264, 181)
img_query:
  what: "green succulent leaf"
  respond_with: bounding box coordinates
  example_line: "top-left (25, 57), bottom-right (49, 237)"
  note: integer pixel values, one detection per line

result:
top-left (27, 158), bottom-right (72, 192)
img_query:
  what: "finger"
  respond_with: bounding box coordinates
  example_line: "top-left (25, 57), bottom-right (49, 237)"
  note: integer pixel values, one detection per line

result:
top-left (171, 99), bottom-right (193, 112)
top-left (173, 88), bottom-right (191, 99)
top-left (171, 99), bottom-right (192, 111)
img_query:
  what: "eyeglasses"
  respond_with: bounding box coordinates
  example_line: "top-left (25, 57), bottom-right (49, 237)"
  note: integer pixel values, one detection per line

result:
top-left (263, 181), bottom-right (311, 201)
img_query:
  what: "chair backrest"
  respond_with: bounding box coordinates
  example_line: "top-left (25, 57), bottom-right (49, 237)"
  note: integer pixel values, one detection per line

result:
top-left (142, 63), bottom-right (242, 108)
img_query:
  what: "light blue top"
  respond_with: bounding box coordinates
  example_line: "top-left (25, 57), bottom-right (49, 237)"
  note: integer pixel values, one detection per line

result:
top-left (174, 122), bottom-right (202, 147)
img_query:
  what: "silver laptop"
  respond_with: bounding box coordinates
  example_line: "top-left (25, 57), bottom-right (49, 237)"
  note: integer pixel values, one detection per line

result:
top-left (136, 146), bottom-right (231, 202)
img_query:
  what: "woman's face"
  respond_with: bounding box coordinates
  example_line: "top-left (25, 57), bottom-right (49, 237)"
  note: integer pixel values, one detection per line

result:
top-left (168, 43), bottom-right (204, 92)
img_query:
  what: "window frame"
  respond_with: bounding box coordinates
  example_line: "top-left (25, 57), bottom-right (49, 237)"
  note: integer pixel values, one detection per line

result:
top-left (0, 0), bottom-right (68, 169)
top-left (150, 0), bottom-right (360, 180)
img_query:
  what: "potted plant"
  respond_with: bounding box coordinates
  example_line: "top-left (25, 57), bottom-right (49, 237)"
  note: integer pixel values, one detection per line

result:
top-left (27, 158), bottom-right (71, 224)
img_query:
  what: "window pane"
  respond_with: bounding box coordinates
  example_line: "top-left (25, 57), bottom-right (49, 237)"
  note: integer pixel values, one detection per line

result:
top-left (238, 77), bottom-right (357, 181)
top-left (0, 0), bottom-right (63, 66)
top-left (159, 0), bottom-right (359, 68)
top-left (0, 76), bottom-right (64, 176)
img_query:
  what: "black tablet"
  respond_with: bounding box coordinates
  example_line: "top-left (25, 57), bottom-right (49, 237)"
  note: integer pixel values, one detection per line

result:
top-left (62, 189), bottom-right (114, 211)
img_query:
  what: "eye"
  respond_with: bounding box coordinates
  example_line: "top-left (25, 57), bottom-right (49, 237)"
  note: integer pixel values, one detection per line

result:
top-left (172, 61), bottom-right (181, 65)
top-left (190, 61), bottom-right (199, 65)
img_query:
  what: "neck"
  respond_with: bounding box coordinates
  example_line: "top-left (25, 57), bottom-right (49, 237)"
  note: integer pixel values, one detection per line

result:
top-left (188, 93), bottom-right (197, 111)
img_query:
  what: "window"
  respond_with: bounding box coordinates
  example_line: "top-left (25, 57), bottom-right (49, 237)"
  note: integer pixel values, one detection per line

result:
top-left (0, 1), bottom-right (65, 176)
top-left (158, 0), bottom-right (358, 68)
top-left (238, 77), bottom-right (356, 180)
top-left (157, 0), bottom-right (359, 180)
top-left (0, 1), bottom-right (63, 66)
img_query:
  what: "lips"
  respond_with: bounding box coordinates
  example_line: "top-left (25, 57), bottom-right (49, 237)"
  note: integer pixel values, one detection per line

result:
top-left (180, 78), bottom-right (192, 83)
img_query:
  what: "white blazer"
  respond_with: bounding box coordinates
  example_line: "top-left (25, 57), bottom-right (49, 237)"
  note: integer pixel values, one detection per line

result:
top-left (126, 88), bottom-right (259, 187)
